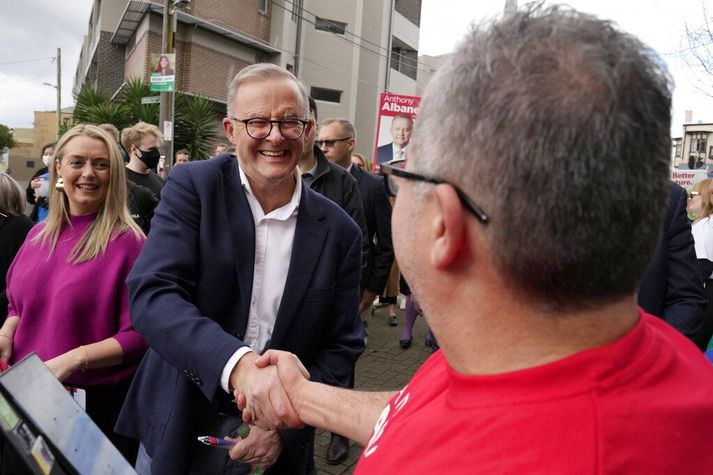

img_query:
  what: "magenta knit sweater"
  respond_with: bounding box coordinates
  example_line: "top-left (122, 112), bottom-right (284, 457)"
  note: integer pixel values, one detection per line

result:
top-left (6, 214), bottom-right (147, 386)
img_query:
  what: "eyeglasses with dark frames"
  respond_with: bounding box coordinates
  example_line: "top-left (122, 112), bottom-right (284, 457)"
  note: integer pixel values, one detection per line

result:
top-left (228, 117), bottom-right (309, 140)
top-left (380, 159), bottom-right (489, 223)
top-left (315, 137), bottom-right (353, 148)
top-left (689, 190), bottom-right (700, 199)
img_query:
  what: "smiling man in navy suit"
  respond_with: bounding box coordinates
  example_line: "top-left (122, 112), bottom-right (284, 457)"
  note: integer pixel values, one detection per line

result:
top-left (117, 63), bottom-right (364, 474)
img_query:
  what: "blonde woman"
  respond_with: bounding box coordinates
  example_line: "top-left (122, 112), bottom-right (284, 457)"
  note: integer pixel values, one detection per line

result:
top-left (690, 178), bottom-right (713, 349)
top-left (351, 152), bottom-right (371, 172)
top-left (1, 124), bottom-right (147, 462)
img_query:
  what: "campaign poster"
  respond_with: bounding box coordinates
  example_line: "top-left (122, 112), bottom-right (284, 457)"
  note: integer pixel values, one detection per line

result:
top-left (671, 169), bottom-right (710, 190)
top-left (372, 93), bottom-right (420, 174)
top-left (150, 53), bottom-right (176, 92)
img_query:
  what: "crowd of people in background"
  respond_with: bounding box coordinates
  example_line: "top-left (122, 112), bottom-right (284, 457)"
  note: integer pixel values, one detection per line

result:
top-left (1, 3), bottom-right (713, 474)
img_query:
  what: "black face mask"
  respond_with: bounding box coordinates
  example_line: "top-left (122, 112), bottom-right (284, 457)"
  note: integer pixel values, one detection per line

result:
top-left (137, 147), bottom-right (161, 169)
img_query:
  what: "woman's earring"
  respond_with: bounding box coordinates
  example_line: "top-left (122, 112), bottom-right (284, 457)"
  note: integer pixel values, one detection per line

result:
top-left (55, 177), bottom-right (64, 190)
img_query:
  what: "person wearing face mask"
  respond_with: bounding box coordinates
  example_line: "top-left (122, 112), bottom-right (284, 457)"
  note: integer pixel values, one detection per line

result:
top-left (25, 142), bottom-right (56, 222)
top-left (121, 122), bottom-right (165, 197)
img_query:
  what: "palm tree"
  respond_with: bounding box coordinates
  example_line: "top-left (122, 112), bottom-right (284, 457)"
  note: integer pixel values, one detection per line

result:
top-left (120, 78), bottom-right (159, 125)
top-left (72, 77), bottom-right (218, 158)
top-left (175, 93), bottom-right (218, 160)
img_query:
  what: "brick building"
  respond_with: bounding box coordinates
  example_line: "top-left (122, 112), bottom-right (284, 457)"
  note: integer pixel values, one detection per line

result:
top-left (73, 0), bottom-right (423, 161)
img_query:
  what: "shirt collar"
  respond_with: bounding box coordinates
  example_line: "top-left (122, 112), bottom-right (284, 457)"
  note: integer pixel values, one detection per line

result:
top-left (239, 164), bottom-right (302, 220)
top-left (302, 158), bottom-right (318, 178)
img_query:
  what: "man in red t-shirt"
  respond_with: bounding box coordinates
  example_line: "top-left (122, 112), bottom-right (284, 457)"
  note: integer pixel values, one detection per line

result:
top-left (232, 5), bottom-right (713, 473)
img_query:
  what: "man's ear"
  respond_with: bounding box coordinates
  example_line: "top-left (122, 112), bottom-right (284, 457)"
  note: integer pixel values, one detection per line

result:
top-left (222, 118), bottom-right (237, 144)
top-left (431, 184), bottom-right (466, 269)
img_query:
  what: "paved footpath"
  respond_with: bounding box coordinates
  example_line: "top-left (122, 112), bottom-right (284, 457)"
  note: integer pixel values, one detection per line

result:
top-left (312, 304), bottom-right (434, 474)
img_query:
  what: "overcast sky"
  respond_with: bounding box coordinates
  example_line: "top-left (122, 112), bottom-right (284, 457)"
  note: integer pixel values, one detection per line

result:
top-left (1, 0), bottom-right (712, 135)
top-left (419, 0), bottom-right (713, 135)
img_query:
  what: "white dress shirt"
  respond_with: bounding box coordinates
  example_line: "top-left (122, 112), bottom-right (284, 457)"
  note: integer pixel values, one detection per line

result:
top-left (220, 165), bottom-right (302, 392)
top-left (392, 144), bottom-right (406, 161)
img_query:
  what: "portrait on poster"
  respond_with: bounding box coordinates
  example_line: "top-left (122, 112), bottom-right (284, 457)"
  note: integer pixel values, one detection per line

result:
top-left (150, 53), bottom-right (176, 92)
top-left (372, 93), bottom-right (420, 173)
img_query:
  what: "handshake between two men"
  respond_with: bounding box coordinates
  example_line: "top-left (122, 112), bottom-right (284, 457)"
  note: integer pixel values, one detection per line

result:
top-left (227, 350), bottom-right (396, 465)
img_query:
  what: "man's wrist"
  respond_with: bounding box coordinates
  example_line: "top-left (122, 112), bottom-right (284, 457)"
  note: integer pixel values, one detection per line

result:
top-left (229, 350), bottom-right (257, 392)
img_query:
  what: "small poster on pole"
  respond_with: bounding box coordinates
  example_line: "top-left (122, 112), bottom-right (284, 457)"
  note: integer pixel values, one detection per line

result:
top-left (372, 93), bottom-right (420, 174)
top-left (150, 53), bottom-right (176, 92)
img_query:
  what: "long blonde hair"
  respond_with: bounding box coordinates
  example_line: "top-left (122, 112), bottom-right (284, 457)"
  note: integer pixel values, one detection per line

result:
top-left (33, 124), bottom-right (143, 263)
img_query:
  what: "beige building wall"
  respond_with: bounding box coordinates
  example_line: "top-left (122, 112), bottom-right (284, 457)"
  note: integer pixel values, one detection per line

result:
top-left (7, 111), bottom-right (72, 183)
top-left (5, 129), bottom-right (34, 184)
top-left (271, 0), bottom-right (420, 161)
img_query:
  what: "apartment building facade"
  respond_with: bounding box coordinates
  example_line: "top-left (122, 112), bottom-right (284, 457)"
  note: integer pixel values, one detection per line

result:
top-left (73, 0), bottom-right (422, 160)
top-left (672, 122), bottom-right (713, 171)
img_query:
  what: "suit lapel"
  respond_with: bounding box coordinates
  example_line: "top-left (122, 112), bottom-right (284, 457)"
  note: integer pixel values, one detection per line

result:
top-left (270, 188), bottom-right (327, 348)
top-left (350, 164), bottom-right (363, 185)
top-left (222, 157), bottom-right (255, 337)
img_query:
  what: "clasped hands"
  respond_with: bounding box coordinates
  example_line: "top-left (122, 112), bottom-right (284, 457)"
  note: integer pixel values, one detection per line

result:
top-left (229, 350), bottom-right (311, 431)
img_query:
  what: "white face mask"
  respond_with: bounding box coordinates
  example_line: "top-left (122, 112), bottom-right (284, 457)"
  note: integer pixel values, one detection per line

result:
top-left (42, 154), bottom-right (52, 167)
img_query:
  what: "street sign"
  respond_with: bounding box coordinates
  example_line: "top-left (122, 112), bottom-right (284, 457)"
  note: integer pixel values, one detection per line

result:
top-left (141, 96), bottom-right (160, 104)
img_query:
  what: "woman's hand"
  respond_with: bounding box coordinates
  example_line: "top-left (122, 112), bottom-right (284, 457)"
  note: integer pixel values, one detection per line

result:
top-left (45, 349), bottom-right (83, 383)
top-left (0, 335), bottom-right (12, 363)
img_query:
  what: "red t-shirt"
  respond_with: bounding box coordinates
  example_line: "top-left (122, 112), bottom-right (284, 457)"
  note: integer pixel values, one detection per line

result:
top-left (355, 312), bottom-right (713, 474)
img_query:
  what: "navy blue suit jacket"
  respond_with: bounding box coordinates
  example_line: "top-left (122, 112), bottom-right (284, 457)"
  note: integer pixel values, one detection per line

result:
top-left (116, 155), bottom-right (364, 473)
top-left (350, 165), bottom-right (394, 294)
top-left (376, 143), bottom-right (393, 167)
top-left (638, 182), bottom-right (705, 339)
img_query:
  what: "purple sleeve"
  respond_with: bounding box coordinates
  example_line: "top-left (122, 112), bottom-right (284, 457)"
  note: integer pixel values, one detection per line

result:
top-left (111, 231), bottom-right (148, 360)
top-left (5, 225), bottom-right (42, 318)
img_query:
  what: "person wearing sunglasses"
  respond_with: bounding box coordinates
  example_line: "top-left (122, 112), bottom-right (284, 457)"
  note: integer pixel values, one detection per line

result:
top-left (688, 178), bottom-right (713, 348)
top-left (235, 6), bottom-right (713, 474)
top-left (317, 117), bottom-right (394, 465)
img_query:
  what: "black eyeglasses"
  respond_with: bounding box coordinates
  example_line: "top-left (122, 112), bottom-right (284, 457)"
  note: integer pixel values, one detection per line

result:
top-left (380, 159), bottom-right (489, 223)
top-left (689, 190), bottom-right (700, 199)
top-left (315, 137), bottom-right (353, 148)
top-left (228, 117), bottom-right (309, 140)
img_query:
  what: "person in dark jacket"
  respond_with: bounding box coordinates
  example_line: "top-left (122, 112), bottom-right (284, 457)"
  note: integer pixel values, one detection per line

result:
top-left (25, 142), bottom-right (55, 222)
top-left (638, 181), bottom-right (706, 346)
top-left (0, 172), bottom-right (34, 322)
top-left (297, 99), bottom-right (369, 466)
top-left (317, 115), bottom-right (396, 465)
top-left (100, 124), bottom-right (159, 234)
top-left (299, 98), bottom-right (369, 272)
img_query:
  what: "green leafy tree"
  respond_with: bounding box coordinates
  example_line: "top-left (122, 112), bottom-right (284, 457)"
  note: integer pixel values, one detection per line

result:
top-left (174, 93), bottom-right (218, 160)
top-left (120, 77), bottom-right (159, 125)
top-left (72, 77), bottom-right (217, 157)
top-left (0, 124), bottom-right (16, 149)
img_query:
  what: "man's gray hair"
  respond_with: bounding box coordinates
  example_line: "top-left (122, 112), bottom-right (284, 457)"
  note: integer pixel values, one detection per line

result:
top-left (411, 4), bottom-right (672, 311)
top-left (226, 63), bottom-right (309, 118)
top-left (320, 118), bottom-right (357, 139)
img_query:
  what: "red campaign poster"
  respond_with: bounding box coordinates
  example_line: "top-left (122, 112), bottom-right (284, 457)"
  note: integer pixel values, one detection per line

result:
top-left (372, 93), bottom-right (421, 173)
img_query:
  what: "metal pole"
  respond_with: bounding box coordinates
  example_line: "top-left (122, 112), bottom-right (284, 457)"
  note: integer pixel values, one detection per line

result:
top-left (384, 0), bottom-right (394, 92)
top-left (56, 48), bottom-right (61, 140)
top-left (159, 0), bottom-right (174, 170)
top-left (293, 0), bottom-right (304, 77)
